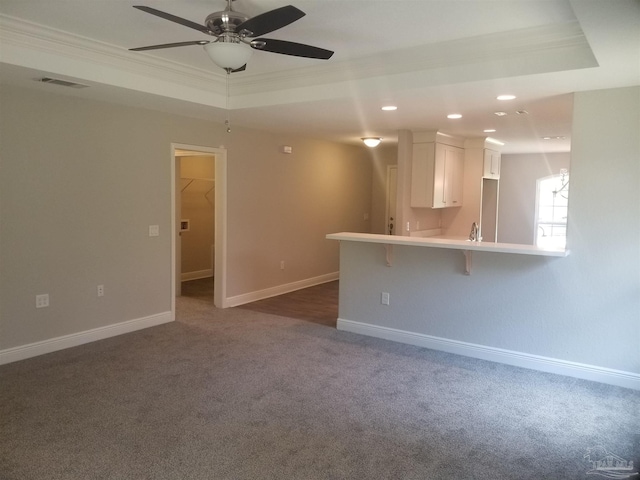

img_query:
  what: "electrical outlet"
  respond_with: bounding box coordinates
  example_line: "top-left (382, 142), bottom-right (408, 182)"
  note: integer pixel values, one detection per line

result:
top-left (97, 285), bottom-right (104, 297)
top-left (36, 294), bottom-right (49, 308)
top-left (381, 292), bottom-right (390, 305)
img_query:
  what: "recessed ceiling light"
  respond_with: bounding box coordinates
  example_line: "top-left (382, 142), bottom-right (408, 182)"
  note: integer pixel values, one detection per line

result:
top-left (497, 95), bottom-right (516, 101)
top-left (447, 113), bottom-right (462, 119)
top-left (381, 105), bottom-right (397, 111)
top-left (494, 111), bottom-right (508, 116)
top-left (542, 136), bottom-right (566, 140)
top-left (516, 110), bottom-right (529, 115)
top-left (484, 129), bottom-right (496, 133)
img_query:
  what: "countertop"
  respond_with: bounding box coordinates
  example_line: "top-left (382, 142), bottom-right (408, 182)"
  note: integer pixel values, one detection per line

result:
top-left (326, 232), bottom-right (569, 257)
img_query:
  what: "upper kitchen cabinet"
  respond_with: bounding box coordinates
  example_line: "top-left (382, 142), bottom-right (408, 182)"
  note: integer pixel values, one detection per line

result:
top-left (483, 149), bottom-right (501, 179)
top-left (411, 132), bottom-right (465, 209)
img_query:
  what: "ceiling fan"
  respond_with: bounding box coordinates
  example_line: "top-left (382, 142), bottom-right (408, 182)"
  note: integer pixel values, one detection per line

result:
top-left (129, 0), bottom-right (334, 73)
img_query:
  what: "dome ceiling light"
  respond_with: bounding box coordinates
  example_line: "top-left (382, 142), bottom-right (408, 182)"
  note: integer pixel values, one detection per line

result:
top-left (362, 137), bottom-right (382, 147)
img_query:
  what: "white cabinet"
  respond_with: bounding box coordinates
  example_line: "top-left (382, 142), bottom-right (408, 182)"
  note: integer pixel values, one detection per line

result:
top-left (411, 142), bottom-right (464, 208)
top-left (483, 149), bottom-right (501, 179)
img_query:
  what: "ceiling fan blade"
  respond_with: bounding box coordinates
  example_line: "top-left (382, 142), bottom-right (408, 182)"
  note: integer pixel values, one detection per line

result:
top-left (130, 40), bottom-right (209, 51)
top-left (236, 5), bottom-right (305, 37)
top-left (133, 6), bottom-right (211, 34)
top-left (251, 39), bottom-right (334, 60)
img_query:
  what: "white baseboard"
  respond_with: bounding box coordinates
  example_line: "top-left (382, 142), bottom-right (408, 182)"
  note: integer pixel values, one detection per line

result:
top-left (226, 272), bottom-right (339, 308)
top-left (337, 318), bottom-right (640, 391)
top-left (181, 269), bottom-right (213, 282)
top-left (0, 311), bottom-right (174, 365)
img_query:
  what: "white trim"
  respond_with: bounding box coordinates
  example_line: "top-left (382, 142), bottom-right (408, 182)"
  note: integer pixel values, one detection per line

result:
top-left (385, 165), bottom-right (397, 235)
top-left (226, 272), bottom-right (339, 308)
top-left (0, 312), bottom-right (173, 365)
top-left (0, 15), bottom-right (227, 98)
top-left (337, 318), bottom-right (640, 391)
top-left (181, 269), bottom-right (213, 282)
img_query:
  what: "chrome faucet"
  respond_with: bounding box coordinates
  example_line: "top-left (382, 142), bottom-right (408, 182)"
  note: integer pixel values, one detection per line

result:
top-left (469, 222), bottom-right (480, 242)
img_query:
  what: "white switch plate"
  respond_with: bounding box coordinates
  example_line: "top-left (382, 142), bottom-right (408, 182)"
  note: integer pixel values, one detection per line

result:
top-left (381, 292), bottom-right (390, 305)
top-left (36, 294), bottom-right (49, 308)
top-left (149, 225), bottom-right (159, 237)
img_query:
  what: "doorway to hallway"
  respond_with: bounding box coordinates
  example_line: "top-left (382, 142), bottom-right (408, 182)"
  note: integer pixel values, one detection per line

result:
top-left (171, 144), bottom-right (228, 315)
top-left (177, 152), bottom-right (215, 294)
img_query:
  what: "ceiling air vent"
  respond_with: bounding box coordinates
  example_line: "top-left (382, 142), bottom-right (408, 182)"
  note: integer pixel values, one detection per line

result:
top-left (37, 77), bottom-right (89, 89)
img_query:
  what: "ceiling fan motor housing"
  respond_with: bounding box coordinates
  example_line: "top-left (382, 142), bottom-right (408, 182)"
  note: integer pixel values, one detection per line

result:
top-left (205, 10), bottom-right (249, 35)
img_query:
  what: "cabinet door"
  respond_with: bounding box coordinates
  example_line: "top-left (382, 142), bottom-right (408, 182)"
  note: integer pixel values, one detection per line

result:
top-left (483, 149), bottom-right (501, 179)
top-left (411, 142), bottom-right (464, 209)
top-left (433, 143), bottom-right (447, 208)
top-left (410, 142), bottom-right (436, 208)
top-left (438, 144), bottom-right (464, 208)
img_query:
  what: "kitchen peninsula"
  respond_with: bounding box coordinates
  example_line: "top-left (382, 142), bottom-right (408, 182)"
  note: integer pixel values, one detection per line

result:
top-left (325, 89), bottom-right (640, 393)
top-left (324, 231), bottom-right (590, 385)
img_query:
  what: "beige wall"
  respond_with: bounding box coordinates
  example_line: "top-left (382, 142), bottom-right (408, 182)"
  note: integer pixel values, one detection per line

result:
top-left (0, 85), bottom-right (373, 351)
top-left (224, 128), bottom-right (372, 297)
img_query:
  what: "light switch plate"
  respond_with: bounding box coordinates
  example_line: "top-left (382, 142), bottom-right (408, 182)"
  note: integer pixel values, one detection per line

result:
top-left (149, 225), bottom-right (159, 237)
top-left (381, 292), bottom-right (390, 305)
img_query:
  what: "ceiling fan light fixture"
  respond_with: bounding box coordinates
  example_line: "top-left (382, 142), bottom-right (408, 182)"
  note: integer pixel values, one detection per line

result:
top-left (203, 40), bottom-right (252, 70)
top-left (362, 137), bottom-right (382, 147)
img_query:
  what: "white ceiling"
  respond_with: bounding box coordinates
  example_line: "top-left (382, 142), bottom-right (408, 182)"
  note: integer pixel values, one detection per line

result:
top-left (0, 0), bottom-right (638, 153)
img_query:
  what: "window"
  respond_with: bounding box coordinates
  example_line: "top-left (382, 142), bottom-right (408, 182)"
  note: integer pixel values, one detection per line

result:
top-left (534, 170), bottom-right (569, 249)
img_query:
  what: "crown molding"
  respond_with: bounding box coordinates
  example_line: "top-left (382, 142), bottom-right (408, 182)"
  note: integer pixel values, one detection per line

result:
top-left (0, 15), bottom-right (596, 111)
top-left (230, 21), bottom-right (596, 104)
top-left (0, 15), bottom-right (227, 106)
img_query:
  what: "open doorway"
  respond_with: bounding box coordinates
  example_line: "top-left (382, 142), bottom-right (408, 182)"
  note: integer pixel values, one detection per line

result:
top-left (178, 153), bottom-right (215, 295)
top-left (171, 143), bottom-right (227, 315)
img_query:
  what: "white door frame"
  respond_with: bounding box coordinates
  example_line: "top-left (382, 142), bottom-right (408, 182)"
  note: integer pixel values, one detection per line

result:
top-left (171, 143), bottom-right (228, 314)
top-left (385, 165), bottom-right (398, 235)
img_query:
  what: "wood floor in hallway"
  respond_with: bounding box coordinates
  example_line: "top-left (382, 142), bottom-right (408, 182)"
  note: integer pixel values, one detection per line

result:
top-left (180, 278), bottom-right (339, 327)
